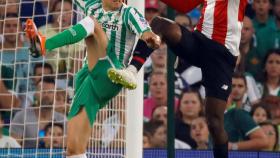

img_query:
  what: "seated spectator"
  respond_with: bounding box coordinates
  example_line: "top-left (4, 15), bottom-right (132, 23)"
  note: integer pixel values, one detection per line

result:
top-left (145, 120), bottom-right (191, 149)
top-left (0, 79), bottom-right (20, 109)
top-left (143, 124), bottom-right (152, 148)
top-left (190, 117), bottom-right (209, 150)
top-left (144, 43), bottom-right (188, 98)
top-left (0, 113), bottom-right (20, 148)
top-left (258, 49), bottom-right (280, 97)
top-left (263, 96), bottom-right (280, 124)
top-left (251, 103), bottom-right (271, 124)
top-left (252, 0), bottom-right (274, 33)
top-left (10, 77), bottom-right (65, 148)
top-left (227, 72), bottom-right (256, 112)
top-left (259, 121), bottom-right (279, 151)
top-left (41, 122), bottom-right (64, 148)
top-left (144, 71), bottom-right (179, 120)
top-left (54, 89), bottom-right (69, 116)
top-left (255, 0), bottom-right (280, 69)
top-left (225, 98), bottom-right (269, 150)
top-left (145, 0), bottom-right (160, 23)
top-left (175, 89), bottom-right (204, 148)
top-left (151, 106), bottom-right (167, 125)
top-left (150, 106), bottom-right (191, 149)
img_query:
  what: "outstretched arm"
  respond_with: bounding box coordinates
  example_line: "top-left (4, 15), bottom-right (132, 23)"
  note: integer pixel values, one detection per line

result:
top-left (160, 0), bottom-right (204, 13)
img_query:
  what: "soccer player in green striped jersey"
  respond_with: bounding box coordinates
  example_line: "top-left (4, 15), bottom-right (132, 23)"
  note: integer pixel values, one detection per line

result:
top-left (25, 0), bottom-right (160, 157)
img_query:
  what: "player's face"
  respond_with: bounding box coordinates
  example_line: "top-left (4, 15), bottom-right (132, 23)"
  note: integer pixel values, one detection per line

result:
top-left (145, 8), bottom-right (159, 23)
top-left (265, 53), bottom-right (280, 78)
top-left (191, 117), bottom-right (209, 144)
top-left (253, 0), bottom-right (271, 16)
top-left (253, 107), bottom-right (268, 123)
top-left (179, 92), bottom-right (202, 118)
top-left (102, 0), bottom-right (123, 11)
top-left (240, 17), bottom-right (254, 45)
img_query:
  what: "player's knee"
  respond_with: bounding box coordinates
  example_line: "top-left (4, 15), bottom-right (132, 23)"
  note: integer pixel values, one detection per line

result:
top-left (67, 143), bottom-right (85, 156)
top-left (206, 114), bottom-right (223, 134)
top-left (150, 16), bottom-right (181, 45)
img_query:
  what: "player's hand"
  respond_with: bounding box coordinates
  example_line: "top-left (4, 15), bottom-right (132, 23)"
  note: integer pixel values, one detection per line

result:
top-left (141, 31), bottom-right (161, 49)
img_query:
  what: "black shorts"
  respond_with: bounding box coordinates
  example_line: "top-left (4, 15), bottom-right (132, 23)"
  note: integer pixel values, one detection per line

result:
top-left (170, 25), bottom-right (237, 101)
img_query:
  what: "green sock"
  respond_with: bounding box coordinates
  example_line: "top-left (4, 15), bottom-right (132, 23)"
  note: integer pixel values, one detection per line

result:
top-left (45, 23), bottom-right (88, 52)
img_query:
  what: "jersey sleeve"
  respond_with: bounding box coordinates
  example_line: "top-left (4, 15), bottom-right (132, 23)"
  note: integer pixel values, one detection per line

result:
top-left (125, 7), bottom-right (151, 38)
top-left (74, 0), bottom-right (102, 15)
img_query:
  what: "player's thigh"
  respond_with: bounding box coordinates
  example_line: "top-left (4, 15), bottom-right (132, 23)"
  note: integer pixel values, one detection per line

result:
top-left (67, 108), bottom-right (91, 154)
top-left (169, 25), bottom-right (201, 67)
top-left (89, 58), bottom-right (122, 105)
top-left (201, 40), bottom-right (237, 101)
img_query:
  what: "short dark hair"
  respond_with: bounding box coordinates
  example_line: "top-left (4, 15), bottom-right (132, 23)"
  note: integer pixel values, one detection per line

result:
top-left (33, 62), bottom-right (54, 75)
top-left (144, 120), bottom-right (164, 136)
top-left (232, 71), bottom-right (247, 86)
top-left (250, 103), bottom-right (272, 120)
top-left (44, 122), bottom-right (64, 133)
top-left (38, 76), bottom-right (56, 86)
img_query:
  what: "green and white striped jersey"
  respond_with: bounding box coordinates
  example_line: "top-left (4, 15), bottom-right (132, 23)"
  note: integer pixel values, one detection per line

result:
top-left (74, 0), bottom-right (151, 66)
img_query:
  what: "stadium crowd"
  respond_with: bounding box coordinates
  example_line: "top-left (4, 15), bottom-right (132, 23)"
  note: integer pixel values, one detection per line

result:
top-left (0, 0), bottom-right (279, 152)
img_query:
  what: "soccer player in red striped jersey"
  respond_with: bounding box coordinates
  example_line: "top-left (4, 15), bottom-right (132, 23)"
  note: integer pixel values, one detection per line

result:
top-left (150, 0), bottom-right (252, 158)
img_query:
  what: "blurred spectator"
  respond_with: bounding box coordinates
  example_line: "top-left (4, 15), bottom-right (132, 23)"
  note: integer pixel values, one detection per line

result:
top-left (54, 89), bottom-right (69, 116)
top-left (143, 122), bottom-right (151, 149)
top-left (145, 0), bottom-right (160, 23)
top-left (26, 62), bottom-right (54, 108)
top-left (239, 16), bottom-right (259, 77)
top-left (151, 106), bottom-right (167, 125)
top-left (175, 89), bottom-right (204, 148)
top-left (258, 49), bottom-right (280, 97)
top-left (227, 72), bottom-right (256, 112)
top-left (0, 113), bottom-right (20, 148)
top-left (31, 62), bottom-right (54, 87)
top-left (259, 121), bottom-right (279, 151)
top-left (144, 43), bottom-right (187, 98)
top-left (251, 103), bottom-right (272, 124)
top-left (225, 99), bottom-right (269, 150)
top-left (262, 96), bottom-right (280, 124)
top-left (252, 0), bottom-right (274, 33)
top-left (10, 77), bottom-right (65, 148)
top-left (190, 117), bottom-right (209, 150)
top-left (255, 0), bottom-right (280, 66)
top-left (0, 79), bottom-right (21, 109)
top-left (38, 0), bottom-right (76, 74)
top-left (145, 120), bottom-right (191, 149)
top-left (144, 71), bottom-right (179, 120)
top-left (41, 122), bottom-right (64, 148)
